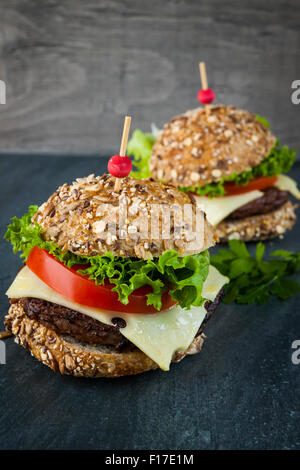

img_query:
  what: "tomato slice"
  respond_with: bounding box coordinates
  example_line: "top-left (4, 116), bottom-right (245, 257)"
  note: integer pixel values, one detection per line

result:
top-left (223, 175), bottom-right (278, 196)
top-left (26, 247), bottom-right (177, 314)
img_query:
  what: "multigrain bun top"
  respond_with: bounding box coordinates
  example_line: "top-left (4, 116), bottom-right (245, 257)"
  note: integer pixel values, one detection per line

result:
top-left (33, 173), bottom-right (216, 259)
top-left (150, 105), bottom-right (276, 188)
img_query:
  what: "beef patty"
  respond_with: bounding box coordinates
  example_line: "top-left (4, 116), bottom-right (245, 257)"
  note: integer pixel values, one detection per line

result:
top-left (10, 290), bottom-right (224, 351)
top-left (18, 297), bottom-right (127, 350)
top-left (227, 187), bottom-right (289, 220)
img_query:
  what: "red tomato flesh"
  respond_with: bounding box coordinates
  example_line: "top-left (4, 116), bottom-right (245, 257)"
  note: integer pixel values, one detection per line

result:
top-left (26, 246), bottom-right (176, 314)
top-left (222, 175), bottom-right (278, 196)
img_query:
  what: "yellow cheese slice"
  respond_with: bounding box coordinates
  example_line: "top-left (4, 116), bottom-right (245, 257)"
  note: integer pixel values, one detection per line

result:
top-left (274, 174), bottom-right (300, 200)
top-left (194, 190), bottom-right (263, 226)
top-left (6, 265), bottom-right (228, 371)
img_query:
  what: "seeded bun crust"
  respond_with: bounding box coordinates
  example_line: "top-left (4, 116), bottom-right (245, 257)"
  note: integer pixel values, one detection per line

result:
top-left (216, 201), bottom-right (297, 242)
top-left (33, 174), bottom-right (216, 259)
top-left (5, 301), bottom-right (205, 378)
top-left (150, 105), bottom-right (276, 188)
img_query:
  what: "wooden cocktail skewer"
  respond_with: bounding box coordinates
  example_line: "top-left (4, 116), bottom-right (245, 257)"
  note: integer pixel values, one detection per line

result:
top-left (119, 116), bottom-right (131, 158)
top-left (112, 116), bottom-right (132, 192)
top-left (198, 62), bottom-right (215, 118)
top-left (199, 62), bottom-right (210, 117)
top-left (199, 62), bottom-right (208, 90)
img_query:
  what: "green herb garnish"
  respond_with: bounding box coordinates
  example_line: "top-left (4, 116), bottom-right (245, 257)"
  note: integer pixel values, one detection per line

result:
top-left (211, 240), bottom-right (300, 305)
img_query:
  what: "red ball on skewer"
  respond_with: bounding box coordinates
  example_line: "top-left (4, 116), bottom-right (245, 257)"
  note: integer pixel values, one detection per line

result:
top-left (108, 154), bottom-right (132, 178)
top-left (107, 116), bottom-right (132, 192)
top-left (198, 62), bottom-right (215, 109)
top-left (197, 88), bottom-right (215, 105)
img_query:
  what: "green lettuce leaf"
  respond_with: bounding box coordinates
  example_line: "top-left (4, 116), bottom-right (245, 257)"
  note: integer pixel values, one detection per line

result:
top-left (128, 129), bottom-right (296, 198)
top-left (255, 114), bottom-right (270, 128)
top-left (127, 129), bottom-right (155, 179)
top-left (4, 207), bottom-right (210, 310)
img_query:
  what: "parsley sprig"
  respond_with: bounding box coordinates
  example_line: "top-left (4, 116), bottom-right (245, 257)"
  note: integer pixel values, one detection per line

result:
top-left (211, 240), bottom-right (300, 305)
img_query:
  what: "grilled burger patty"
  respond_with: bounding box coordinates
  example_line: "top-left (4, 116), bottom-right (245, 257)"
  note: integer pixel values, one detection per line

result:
top-left (227, 187), bottom-right (289, 221)
top-left (17, 297), bottom-right (127, 349)
top-left (9, 291), bottom-right (225, 351)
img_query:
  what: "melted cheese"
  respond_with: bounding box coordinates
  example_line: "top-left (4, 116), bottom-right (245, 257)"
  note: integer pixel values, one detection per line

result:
top-left (194, 190), bottom-right (263, 226)
top-left (6, 265), bottom-right (228, 370)
top-left (274, 174), bottom-right (300, 200)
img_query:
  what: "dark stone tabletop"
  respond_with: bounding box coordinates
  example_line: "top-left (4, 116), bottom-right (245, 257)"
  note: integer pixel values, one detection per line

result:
top-left (0, 155), bottom-right (299, 450)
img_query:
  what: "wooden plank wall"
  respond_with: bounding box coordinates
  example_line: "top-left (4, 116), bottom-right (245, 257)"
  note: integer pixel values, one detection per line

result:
top-left (0, 0), bottom-right (299, 156)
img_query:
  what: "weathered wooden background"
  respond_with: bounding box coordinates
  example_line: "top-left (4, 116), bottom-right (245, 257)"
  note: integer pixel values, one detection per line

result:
top-left (0, 0), bottom-right (299, 156)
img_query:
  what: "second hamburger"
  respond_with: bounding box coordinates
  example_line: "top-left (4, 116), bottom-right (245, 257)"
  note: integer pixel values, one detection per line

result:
top-left (129, 105), bottom-right (300, 242)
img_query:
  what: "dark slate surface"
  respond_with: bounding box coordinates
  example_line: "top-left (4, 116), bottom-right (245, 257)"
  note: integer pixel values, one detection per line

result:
top-left (0, 155), bottom-right (299, 450)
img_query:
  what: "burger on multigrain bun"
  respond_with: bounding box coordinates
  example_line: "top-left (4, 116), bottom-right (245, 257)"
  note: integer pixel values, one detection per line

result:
top-left (4, 173), bottom-right (228, 378)
top-left (129, 105), bottom-right (300, 242)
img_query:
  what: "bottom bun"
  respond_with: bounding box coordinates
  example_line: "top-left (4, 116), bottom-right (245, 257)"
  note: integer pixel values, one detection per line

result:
top-left (216, 201), bottom-right (297, 243)
top-left (5, 301), bottom-right (205, 378)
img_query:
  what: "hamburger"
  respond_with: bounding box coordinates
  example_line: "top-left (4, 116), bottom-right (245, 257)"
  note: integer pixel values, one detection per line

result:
top-left (128, 105), bottom-right (300, 242)
top-left (4, 173), bottom-right (228, 377)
